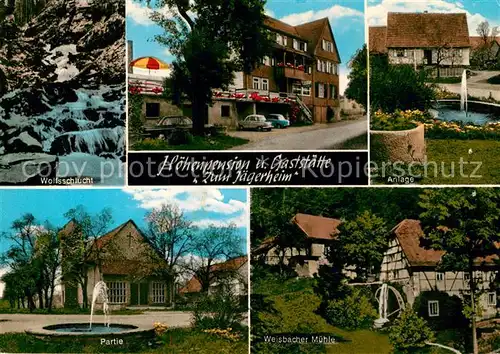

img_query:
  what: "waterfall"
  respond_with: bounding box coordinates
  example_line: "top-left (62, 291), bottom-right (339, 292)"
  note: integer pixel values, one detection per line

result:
top-left (89, 281), bottom-right (111, 330)
top-left (460, 69), bottom-right (468, 115)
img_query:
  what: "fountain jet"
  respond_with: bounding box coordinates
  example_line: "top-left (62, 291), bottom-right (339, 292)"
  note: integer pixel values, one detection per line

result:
top-left (89, 281), bottom-right (111, 330)
top-left (460, 69), bottom-right (468, 115)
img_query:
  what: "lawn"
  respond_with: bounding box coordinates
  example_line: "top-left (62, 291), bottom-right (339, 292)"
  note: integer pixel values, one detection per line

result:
top-left (422, 139), bottom-right (500, 184)
top-left (0, 328), bottom-right (248, 354)
top-left (132, 134), bottom-right (249, 150)
top-left (427, 77), bottom-right (462, 84)
top-left (252, 276), bottom-right (393, 354)
top-left (373, 139), bottom-right (500, 185)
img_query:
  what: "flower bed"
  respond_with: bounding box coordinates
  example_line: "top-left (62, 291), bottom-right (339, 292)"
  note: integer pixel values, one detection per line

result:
top-left (370, 110), bottom-right (430, 131)
top-left (424, 121), bottom-right (500, 140)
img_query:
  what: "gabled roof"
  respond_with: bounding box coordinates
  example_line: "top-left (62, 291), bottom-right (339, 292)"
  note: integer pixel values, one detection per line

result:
top-left (369, 26), bottom-right (387, 53)
top-left (292, 213), bottom-right (341, 241)
top-left (94, 219), bottom-right (137, 249)
top-left (264, 16), bottom-right (300, 38)
top-left (295, 17), bottom-right (340, 62)
top-left (392, 219), bottom-right (500, 267)
top-left (385, 12), bottom-right (470, 48)
top-left (264, 16), bottom-right (340, 62)
top-left (179, 256), bottom-right (248, 293)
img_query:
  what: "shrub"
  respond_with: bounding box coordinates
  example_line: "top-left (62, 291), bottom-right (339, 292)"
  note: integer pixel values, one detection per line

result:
top-left (413, 291), bottom-right (469, 330)
top-left (324, 287), bottom-right (377, 330)
top-left (370, 109), bottom-right (430, 131)
top-left (389, 306), bottom-right (435, 353)
top-left (327, 107), bottom-right (335, 123)
top-left (370, 60), bottom-right (436, 113)
top-left (168, 129), bottom-right (194, 145)
top-left (192, 290), bottom-right (244, 331)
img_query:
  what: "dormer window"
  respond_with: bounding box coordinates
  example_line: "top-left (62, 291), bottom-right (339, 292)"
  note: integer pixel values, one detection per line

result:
top-left (300, 42), bottom-right (307, 52)
top-left (322, 39), bottom-right (334, 53)
top-left (276, 33), bottom-right (287, 46)
top-left (293, 39), bottom-right (299, 50)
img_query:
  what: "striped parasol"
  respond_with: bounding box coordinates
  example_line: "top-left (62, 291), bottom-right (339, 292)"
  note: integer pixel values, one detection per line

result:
top-left (130, 56), bottom-right (170, 71)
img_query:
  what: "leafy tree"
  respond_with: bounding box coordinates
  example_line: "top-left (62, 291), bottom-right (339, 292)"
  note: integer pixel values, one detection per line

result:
top-left (143, 203), bottom-right (196, 306)
top-left (418, 188), bottom-right (500, 354)
top-left (144, 0), bottom-right (272, 135)
top-left (344, 45), bottom-right (367, 109)
top-left (389, 306), bottom-right (435, 352)
top-left (324, 287), bottom-right (377, 330)
top-left (128, 85), bottom-right (145, 142)
top-left (335, 210), bottom-right (388, 281)
top-left (370, 56), bottom-right (436, 113)
top-left (185, 224), bottom-right (243, 293)
top-left (61, 206), bottom-right (113, 308)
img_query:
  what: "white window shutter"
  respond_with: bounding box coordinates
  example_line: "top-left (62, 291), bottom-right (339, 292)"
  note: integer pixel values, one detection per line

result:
top-left (317, 59), bottom-right (321, 71)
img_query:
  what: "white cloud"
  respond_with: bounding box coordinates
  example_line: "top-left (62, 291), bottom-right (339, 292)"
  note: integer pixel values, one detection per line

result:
top-left (191, 213), bottom-right (247, 228)
top-left (264, 7), bottom-right (275, 18)
top-left (279, 5), bottom-right (363, 26)
top-left (367, 0), bottom-right (499, 35)
top-left (126, 0), bottom-right (154, 26)
top-left (124, 188), bottom-right (246, 215)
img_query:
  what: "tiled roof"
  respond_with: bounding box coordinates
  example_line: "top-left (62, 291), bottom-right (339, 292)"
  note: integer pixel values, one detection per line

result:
top-left (179, 256), bottom-right (247, 293)
top-left (469, 36), bottom-right (500, 50)
top-left (393, 219), bottom-right (500, 267)
top-left (386, 12), bottom-right (470, 48)
top-left (369, 26), bottom-right (387, 53)
top-left (264, 16), bottom-right (300, 38)
top-left (292, 213), bottom-right (341, 240)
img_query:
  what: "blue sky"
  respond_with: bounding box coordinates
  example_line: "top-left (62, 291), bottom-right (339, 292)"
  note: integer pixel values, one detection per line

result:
top-left (126, 0), bottom-right (365, 94)
top-left (0, 188), bottom-right (248, 254)
top-left (367, 0), bottom-right (500, 35)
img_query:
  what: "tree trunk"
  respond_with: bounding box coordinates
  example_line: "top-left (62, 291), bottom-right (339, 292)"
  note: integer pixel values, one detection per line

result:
top-left (469, 260), bottom-right (478, 354)
top-left (82, 278), bottom-right (88, 309)
top-left (191, 94), bottom-right (206, 136)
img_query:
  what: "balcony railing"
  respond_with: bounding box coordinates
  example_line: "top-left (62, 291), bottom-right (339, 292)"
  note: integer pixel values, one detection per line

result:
top-left (213, 89), bottom-right (297, 103)
top-left (275, 66), bottom-right (311, 81)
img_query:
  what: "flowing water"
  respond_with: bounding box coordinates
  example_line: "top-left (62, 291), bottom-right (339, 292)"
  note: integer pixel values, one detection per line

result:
top-left (89, 281), bottom-right (110, 330)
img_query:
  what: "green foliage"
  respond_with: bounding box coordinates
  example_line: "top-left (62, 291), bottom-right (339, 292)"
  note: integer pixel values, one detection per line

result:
top-left (133, 134), bottom-right (248, 150)
top-left (192, 290), bottom-right (245, 331)
top-left (413, 291), bottom-right (468, 330)
top-left (127, 88), bottom-right (144, 139)
top-left (251, 188), bottom-right (422, 246)
top-left (370, 110), bottom-right (431, 131)
top-left (326, 106), bottom-right (335, 123)
top-left (324, 287), bottom-right (377, 330)
top-left (168, 129), bottom-right (194, 145)
top-left (419, 188), bottom-right (500, 272)
top-left (335, 210), bottom-right (389, 280)
top-left (370, 55), bottom-right (436, 113)
top-left (148, 0), bottom-right (273, 134)
top-left (344, 45), bottom-right (367, 109)
top-left (389, 306), bottom-right (435, 352)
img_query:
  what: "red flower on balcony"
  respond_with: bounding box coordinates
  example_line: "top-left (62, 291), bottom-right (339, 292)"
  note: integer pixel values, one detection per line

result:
top-left (151, 86), bottom-right (163, 94)
top-left (277, 62), bottom-right (285, 67)
top-left (128, 85), bottom-right (143, 95)
top-left (271, 97), bottom-right (280, 103)
top-left (235, 93), bottom-right (246, 99)
top-left (214, 91), bottom-right (223, 97)
top-left (297, 64), bottom-right (305, 71)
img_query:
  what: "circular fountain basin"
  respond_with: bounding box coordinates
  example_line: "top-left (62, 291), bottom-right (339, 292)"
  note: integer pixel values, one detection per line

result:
top-left (26, 322), bottom-right (153, 338)
top-left (435, 100), bottom-right (500, 125)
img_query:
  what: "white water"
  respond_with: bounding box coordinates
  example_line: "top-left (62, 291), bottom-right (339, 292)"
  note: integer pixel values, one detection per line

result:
top-left (378, 283), bottom-right (388, 322)
top-left (460, 69), bottom-right (468, 114)
top-left (89, 281), bottom-right (111, 330)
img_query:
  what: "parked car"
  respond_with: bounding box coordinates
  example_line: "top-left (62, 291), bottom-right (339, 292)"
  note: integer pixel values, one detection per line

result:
top-left (238, 114), bottom-right (273, 131)
top-left (266, 114), bottom-right (290, 128)
top-left (144, 116), bottom-right (213, 138)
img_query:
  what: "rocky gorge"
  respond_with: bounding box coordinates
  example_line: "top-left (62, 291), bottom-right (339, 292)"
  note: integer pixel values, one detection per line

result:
top-left (0, 0), bottom-right (125, 185)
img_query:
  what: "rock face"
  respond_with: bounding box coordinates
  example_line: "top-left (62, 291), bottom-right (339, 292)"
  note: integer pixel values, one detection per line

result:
top-left (0, 0), bottom-right (125, 185)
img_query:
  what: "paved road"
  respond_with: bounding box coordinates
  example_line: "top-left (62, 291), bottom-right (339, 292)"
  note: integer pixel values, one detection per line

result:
top-left (439, 70), bottom-right (500, 101)
top-left (230, 118), bottom-right (367, 150)
top-left (0, 311), bottom-right (193, 333)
